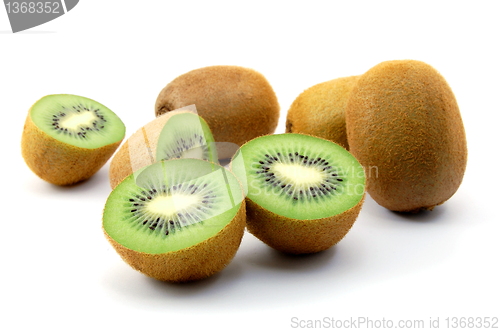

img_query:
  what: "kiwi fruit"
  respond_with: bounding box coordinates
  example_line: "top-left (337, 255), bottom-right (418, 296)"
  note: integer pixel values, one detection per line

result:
top-left (230, 133), bottom-right (365, 254)
top-left (155, 65), bottom-right (280, 148)
top-left (21, 94), bottom-right (125, 186)
top-left (286, 75), bottom-right (359, 149)
top-left (109, 109), bottom-right (217, 189)
top-left (155, 111), bottom-right (218, 162)
top-left (103, 158), bottom-right (245, 282)
top-left (345, 60), bottom-right (467, 212)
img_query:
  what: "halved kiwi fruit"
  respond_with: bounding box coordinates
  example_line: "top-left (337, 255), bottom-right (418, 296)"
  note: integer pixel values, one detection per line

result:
top-left (231, 133), bottom-right (365, 254)
top-left (103, 158), bottom-right (245, 282)
top-left (109, 109), bottom-right (217, 189)
top-left (21, 94), bottom-right (125, 185)
top-left (155, 111), bottom-right (218, 162)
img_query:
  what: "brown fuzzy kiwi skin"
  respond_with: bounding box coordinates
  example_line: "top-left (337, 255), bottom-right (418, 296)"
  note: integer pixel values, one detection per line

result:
top-left (286, 75), bottom-right (359, 150)
top-left (108, 140), bottom-right (133, 189)
top-left (345, 60), bottom-right (467, 212)
top-left (245, 194), bottom-right (364, 255)
top-left (21, 115), bottom-right (122, 186)
top-left (109, 109), bottom-right (192, 189)
top-left (155, 65), bottom-right (280, 147)
top-left (103, 200), bottom-right (246, 282)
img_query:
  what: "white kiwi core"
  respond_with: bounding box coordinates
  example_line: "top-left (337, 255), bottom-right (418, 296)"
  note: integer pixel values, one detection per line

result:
top-left (59, 111), bottom-right (98, 130)
top-left (181, 146), bottom-right (205, 159)
top-left (146, 194), bottom-right (200, 217)
top-left (271, 163), bottom-right (326, 186)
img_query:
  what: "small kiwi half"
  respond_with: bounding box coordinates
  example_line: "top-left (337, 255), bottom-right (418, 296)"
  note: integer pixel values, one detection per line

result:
top-left (109, 109), bottom-right (217, 189)
top-left (155, 111), bottom-right (217, 162)
top-left (21, 94), bottom-right (125, 185)
top-left (286, 75), bottom-right (359, 149)
top-left (231, 133), bottom-right (365, 254)
top-left (103, 158), bottom-right (245, 282)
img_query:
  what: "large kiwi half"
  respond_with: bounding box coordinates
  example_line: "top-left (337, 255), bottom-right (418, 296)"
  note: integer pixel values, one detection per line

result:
top-left (231, 133), bottom-right (365, 254)
top-left (21, 94), bottom-right (125, 185)
top-left (155, 65), bottom-right (280, 147)
top-left (109, 109), bottom-right (217, 189)
top-left (103, 158), bottom-right (245, 282)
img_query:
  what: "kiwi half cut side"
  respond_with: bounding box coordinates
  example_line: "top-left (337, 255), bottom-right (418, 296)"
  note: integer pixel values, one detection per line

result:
top-left (21, 94), bottom-right (125, 185)
top-left (109, 108), bottom-right (217, 189)
top-left (231, 133), bottom-right (365, 254)
top-left (155, 111), bottom-right (218, 162)
top-left (103, 158), bottom-right (245, 282)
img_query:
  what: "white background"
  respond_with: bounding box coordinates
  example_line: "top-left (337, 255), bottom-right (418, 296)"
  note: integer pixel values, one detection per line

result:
top-left (1, 1), bottom-right (498, 331)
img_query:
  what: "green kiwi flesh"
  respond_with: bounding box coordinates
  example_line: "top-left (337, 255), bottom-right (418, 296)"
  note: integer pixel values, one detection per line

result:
top-left (30, 94), bottom-right (125, 149)
top-left (103, 158), bottom-right (245, 281)
top-left (234, 133), bottom-right (365, 219)
top-left (156, 112), bottom-right (218, 163)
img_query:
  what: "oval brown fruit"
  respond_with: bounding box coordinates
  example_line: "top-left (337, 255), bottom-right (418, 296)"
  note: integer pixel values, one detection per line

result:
top-left (345, 60), bottom-right (467, 212)
top-left (155, 65), bottom-right (280, 147)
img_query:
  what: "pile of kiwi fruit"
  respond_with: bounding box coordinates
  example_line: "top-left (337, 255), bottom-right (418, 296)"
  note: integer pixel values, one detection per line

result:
top-left (21, 62), bottom-right (467, 282)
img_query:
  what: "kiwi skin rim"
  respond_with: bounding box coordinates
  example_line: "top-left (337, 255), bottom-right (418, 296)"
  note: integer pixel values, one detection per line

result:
top-left (21, 114), bottom-right (123, 186)
top-left (103, 199), bottom-right (246, 283)
top-left (245, 194), bottom-right (364, 255)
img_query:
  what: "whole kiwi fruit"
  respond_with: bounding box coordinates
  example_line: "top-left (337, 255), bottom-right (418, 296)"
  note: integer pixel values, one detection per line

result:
top-left (286, 75), bottom-right (359, 149)
top-left (345, 60), bottom-right (467, 212)
top-left (155, 65), bottom-right (280, 147)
